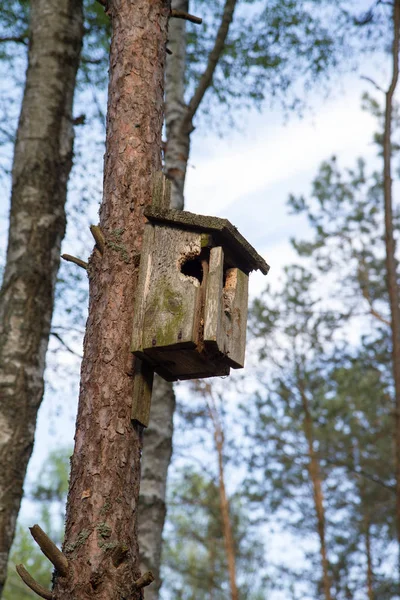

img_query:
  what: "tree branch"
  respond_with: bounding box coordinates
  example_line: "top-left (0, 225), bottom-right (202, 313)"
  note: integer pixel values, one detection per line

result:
top-left (16, 564), bottom-right (53, 600)
top-left (184, 0), bottom-right (237, 126)
top-left (170, 9), bottom-right (202, 24)
top-left (50, 332), bottom-right (83, 358)
top-left (360, 75), bottom-right (385, 93)
top-left (61, 253), bottom-right (88, 270)
top-left (0, 36), bottom-right (27, 45)
top-left (29, 524), bottom-right (69, 577)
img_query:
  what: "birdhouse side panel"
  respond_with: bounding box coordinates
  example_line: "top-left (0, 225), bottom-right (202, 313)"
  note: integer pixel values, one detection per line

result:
top-left (223, 267), bottom-right (248, 368)
top-left (141, 225), bottom-right (203, 352)
top-left (131, 223), bottom-right (155, 357)
top-left (204, 246), bottom-right (225, 352)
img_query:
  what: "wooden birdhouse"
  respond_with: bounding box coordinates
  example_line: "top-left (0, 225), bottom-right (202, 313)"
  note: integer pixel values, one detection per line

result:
top-left (131, 206), bottom-right (269, 382)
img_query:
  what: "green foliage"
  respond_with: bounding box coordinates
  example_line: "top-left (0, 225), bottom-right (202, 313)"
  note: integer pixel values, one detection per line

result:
top-left (162, 467), bottom-right (267, 599)
top-left (3, 448), bottom-right (71, 600)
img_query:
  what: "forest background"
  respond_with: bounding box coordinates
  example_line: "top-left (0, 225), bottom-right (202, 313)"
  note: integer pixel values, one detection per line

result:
top-left (0, 0), bottom-right (398, 598)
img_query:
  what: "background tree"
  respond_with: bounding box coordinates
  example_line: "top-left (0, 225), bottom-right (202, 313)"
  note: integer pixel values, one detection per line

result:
top-left (244, 266), bottom-right (396, 598)
top-left (0, 0), bottom-right (83, 593)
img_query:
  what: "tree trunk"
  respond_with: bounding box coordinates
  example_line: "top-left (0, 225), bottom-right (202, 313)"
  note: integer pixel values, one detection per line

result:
top-left (138, 4), bottom-right (186, 595)
top-left (206, 394), bottom-right (238, 600)
top-left (0, 0), bottom-right (83, 593)
top-left (299, 380), bottom-right (332, 600)
top-left (139, 3), bottom-right (237, 595)
top-left (215, 428), bottom-right (238, 600)
top-left (364, 512), bottom-right (374, 600)
top-left (52, 0), bottom-right (170, 597)
top-left (138, 375), bottom-right (175, 600)
top-left (383, 0), bottom-right (400, 582)
top-left (164, 0), bottom-right (190, 209)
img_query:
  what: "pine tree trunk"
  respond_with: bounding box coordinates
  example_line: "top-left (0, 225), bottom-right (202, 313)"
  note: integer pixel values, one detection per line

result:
top-left (299, 380), bottom-right (332, 600)
top-left (383, 0), bottom-right (400, 582)
top-left (138, 3), bottom-right (186, 594)
top-left (0, 0), bottom-right (83, 593)
top-left (52, 0), bottom-right (170, 597)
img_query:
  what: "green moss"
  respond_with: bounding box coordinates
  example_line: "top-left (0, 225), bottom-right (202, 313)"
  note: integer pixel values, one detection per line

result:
top-left (148, 281), bottom-right (187, 347)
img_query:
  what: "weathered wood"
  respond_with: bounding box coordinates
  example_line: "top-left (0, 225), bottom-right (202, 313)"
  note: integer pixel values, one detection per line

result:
top-left (204, 246), bottom-right (225, 352)
top-left (141, 225), bottom-right (202, 350)
top-left (131, 359), bottom-right (154, 427)
top-left (144, 207), bottom-right (270, 275)
top-left (131, 223), bottom-right (155, 356)
top-left (151, 172), bottom-right (171, 210)
top-left (223, 268), bottom-right (248, 368)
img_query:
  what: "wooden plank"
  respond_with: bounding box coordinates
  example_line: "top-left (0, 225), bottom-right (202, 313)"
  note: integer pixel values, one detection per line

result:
top-left (131, 223), bottom-right (155, 354)
top-left (141, 225), bottom-right (202, 352)
top-left (203, 246), bottom-right (224, 352)
top-left (151, 171), bottom-right (171, 210)
top-left (223, 267), bottom-right (248, 368)
top-left (144, 207), bottom-right (270, 275)
top-left (131, 359), bottom-right (154, 427)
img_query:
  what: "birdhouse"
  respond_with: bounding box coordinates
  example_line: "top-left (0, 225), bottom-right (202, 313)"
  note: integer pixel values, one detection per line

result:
top-left (131, 207), bottom-right (269, 382)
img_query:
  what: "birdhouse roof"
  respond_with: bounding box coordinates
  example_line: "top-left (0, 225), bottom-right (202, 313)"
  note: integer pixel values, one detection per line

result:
top-left (144, 207), bottom-right (270, 275)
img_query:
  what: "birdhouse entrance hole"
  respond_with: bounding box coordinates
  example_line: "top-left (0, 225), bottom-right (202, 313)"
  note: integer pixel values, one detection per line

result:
top-left (180, 252), bottom-right (208, 284)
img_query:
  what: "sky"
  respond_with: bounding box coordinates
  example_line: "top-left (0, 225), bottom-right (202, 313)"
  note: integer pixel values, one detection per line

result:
top-left (0, 45), bottom-right (387, 595)
top-left (16, 67), bottom-right (381, 490)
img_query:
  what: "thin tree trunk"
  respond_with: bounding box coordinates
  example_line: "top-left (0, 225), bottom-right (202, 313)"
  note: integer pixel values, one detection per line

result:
top-left (165, 0), bottom-right (237, 209)
top-left (383, 0), bottom-right (400, 582)
top-left (139, 3), bottom-right (238, 596)
top-left (0, 0), bottom-right (83, 593)
top-left (364, 513), bottom-right (374, 600)
top-left (207, 395), bottom-right (238, 600)
top-left (164, 0), bottom-right (189, 209)
top-left (138, 375), bottom-right (175, 599)
top-left (299, 380), bottom-right (332, 600)
top-left (52, 0), bottom-right (170, 597)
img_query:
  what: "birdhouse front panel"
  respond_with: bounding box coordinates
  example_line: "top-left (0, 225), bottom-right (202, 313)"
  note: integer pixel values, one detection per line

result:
top-left (131, 208), bottom-right (269, 382)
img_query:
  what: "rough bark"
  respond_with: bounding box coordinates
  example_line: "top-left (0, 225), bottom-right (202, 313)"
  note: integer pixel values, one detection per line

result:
top-left (299, 379), bottom-right (332, 600)
top-left (51, 1), bottom-right (170, 598)
top-left (139, 3), bottom-right (238, 596)
top-left (0, 0), bottom-right (83, 593)
top-left (383, 0), bottom-right (400, 580)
